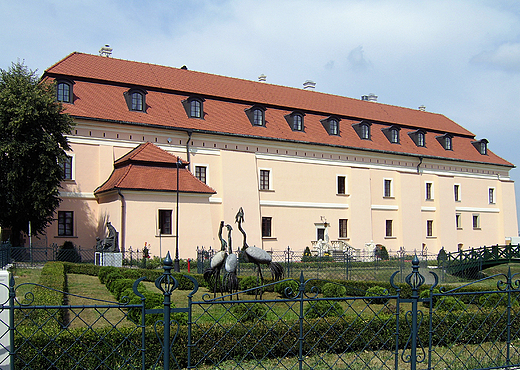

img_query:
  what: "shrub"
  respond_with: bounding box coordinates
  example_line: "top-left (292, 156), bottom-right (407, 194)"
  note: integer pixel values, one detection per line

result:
top-left (56, 241), bottom-right (81, 263)
top-left (364, 286), bottom-right (389, 304)
top-left (274, 280), bottom-right (299, 298)
top-left (105, 271), bottom-right (124, 292)
top-left (322, 282), bottom-right (347, 298)
top-left (305, 300), bottom-right (343, 319)
top-left (111, 278), bottom-right (135, 301)
top-left (230, 303), bottom-right (268, 322)
top-left (240, 276), bottom-right (260, 295)
top-left (98, 266), bottom-right (119, 284)
top-left (435, 295), bottom-right (466, 311)
top-left (478, 292), bottom-right (518, 308)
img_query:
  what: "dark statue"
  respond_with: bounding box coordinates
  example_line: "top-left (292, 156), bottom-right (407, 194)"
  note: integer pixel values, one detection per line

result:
top-left (96, 221), bottom-right (119, 252)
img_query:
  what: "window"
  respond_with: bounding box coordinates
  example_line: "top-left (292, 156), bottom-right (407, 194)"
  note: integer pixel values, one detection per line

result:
top-left (456, 213), bottom-right (462, 229)
top-left (329, 119), bottom-right (339, 135)
top-left (293, 114), bottom-right (303, 131)
top-left (159, 210), bottom-right (172, 235)
top-left (489, 188), bottom-right (495, 204)
top-left (361, 124), bottom-right (370, 139)
top-left (384, 179), bottom-right (393, 198)
top-left (390, 128), bottom-right (399, 143)
top-left (417, 132), bottom-right (425, 147)
top-left (259, 169), bottom-right (270, 190)
top-left (195, 166), bottom-right (207, 184)
top-left (437, 133), bottom-right (453, 150)
top-left (58, 211), bottom-right (73, 236)
top-left (262, 217), bottom-right (272, 237)
top-left (427, 220), bottom-right (433, 237)
top-left (57, 81), bottom-right (72, 103)
top-left (425, 182), bottom-right (433, 200)
top-left (353, 121), bottom-right (372, 140)
top-left (132, 92), bottom-right (143, 111)
top-left (59, 155), bottom-right (73, 180)
top-left (445, 136), bottom-right (452, 150)
top-left (337, 176), bottom-right (346, 195)
top-left (253, 109), bottom-right (263, 126)
top-left (385, 220), bottom-right (393, 237)
top-left (473, 214), bottom-right (480, 229)
top-left (454, 184), bottom-right (460, 202)
top-left (190, 99), bottom-right (202, 118)
top-left (339, 219), bottom-right (348, 238)
top-left (125, 89), bottom-right (147, 112)
top-left (472, 139), bottom-right (488, 155)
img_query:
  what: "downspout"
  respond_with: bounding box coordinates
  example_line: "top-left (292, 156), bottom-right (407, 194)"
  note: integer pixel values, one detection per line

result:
top-left (186, 131), bottom-right (193, 172)
top-left (118, 189), bottom-right (126, 252)
top-left (417, 156), bottom-right (423, 174)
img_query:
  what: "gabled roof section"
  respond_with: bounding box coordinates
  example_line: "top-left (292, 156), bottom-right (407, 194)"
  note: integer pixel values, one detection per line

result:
top-left (94, 142), bottom-right (216, 195)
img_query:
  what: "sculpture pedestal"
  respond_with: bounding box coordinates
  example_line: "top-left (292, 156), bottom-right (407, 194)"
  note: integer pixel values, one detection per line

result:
top-left (95, 252), bottom-right (122, 267)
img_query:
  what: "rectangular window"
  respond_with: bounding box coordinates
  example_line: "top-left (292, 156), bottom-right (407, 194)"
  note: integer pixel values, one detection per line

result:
top-left (473, 214), bottom-right (480, 229)
top-left (262, 217), bottom-right (272, 237)
top-left (58, 211), bottom-right (73, 236)
top-left (59, 155), bottom-right (73, 180)
top-left (384, 179), bottom-right (392, 197)
top-left (339, 219), bottom-right (348, 238)
top-left (195, 166), bottom-right (207, 184)
top-left (385, 220), bottom-right (393, 237)
top-left (159, 210), bottom-right (172, 235)
top-left (489, 188), bottom-right (495, 204)
top-left (454, 184), bottom-right (460, 202)
top-left (456, 213), bottom-right (462, 229)
top-left (337, 176), bottom-right (346, 194)
top-left (425, 182), bottom-right (433, 200)
top-left (427, 220), bottom-right (433, 237)
top-left (259, 169), bottom-right (270, 190)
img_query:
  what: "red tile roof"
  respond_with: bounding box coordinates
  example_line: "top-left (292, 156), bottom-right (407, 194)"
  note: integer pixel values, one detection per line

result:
top-left (45, 52), bottom-right (513, 167)
top-left (95, 142), bottom-right (216, 195)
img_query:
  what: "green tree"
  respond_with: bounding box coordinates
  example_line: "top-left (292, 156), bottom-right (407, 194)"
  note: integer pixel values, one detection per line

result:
top-left (0, 62), bottom-right (74, 246)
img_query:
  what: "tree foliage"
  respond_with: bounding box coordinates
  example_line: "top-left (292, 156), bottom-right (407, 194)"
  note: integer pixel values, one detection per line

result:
top-left (0, 62), bottom-right (74, 245)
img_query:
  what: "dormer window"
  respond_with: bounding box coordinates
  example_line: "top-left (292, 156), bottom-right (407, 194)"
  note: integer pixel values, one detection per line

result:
top-left (321, 116), bottom-right (340, 136)
top-left (409, 130), bottom-right (426, 147)
top-left (472, 139), bottom-right (488, 155)
top-left (182, 97), bottom-right (205, 118)
top-left (436, 133), bottom-right (453, 150)
top-left (245, 105), bottom-right (266, 127)
top-left (56, 80), bottom-right (73, 103)
top-left (352, 121), bottom-right (372, 140)
top-left (124, 88), bottom-right (147, 112)
top-left (285, 112), bottom-right (305, 131)
top-left (382, 126), bottom-right (400, 144)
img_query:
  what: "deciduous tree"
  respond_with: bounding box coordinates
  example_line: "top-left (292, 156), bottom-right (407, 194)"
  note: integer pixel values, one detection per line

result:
top-left (0, 62), bottom-right (74, 246)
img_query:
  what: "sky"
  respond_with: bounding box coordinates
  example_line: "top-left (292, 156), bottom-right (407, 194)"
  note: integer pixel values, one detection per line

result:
top-left (2, 0), bottom-right (520, 231)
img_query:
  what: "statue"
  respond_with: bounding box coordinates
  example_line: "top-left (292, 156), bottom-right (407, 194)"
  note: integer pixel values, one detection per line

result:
top-left (95, 222), bottom-right (119, 252)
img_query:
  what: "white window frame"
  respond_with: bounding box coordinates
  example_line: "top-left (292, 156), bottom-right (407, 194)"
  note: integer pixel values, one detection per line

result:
top-left (472, 213), bottom-right (481, 230)
top-left (426, 220), bottom-right (434, 237)
top-left (383, 178), bottom-right (393, 198)
top-left (454, 184), bottom-right (461, 202)
top-left (337, 175), bottom-right (348, 195)
top-left (194, 164), bottom-right (209, 185)
top-left (158, 209), bottom-right (173, 235)
top-left (456, 213), bottom-right (462, 229)
top-left (339, 219), bottom-right (348, 239)
top-left (488, 187), bottom-right (495, 204)
top-left (259, 168), bottom-right (272, 191)
top-left (425, 182), bottom-right (434, 200)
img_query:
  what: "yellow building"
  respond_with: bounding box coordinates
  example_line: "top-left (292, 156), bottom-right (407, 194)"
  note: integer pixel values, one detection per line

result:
top-left (42, 52), bottom-right (518, 259)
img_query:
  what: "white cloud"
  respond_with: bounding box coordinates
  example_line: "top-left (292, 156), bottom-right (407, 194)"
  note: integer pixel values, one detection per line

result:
top-left (471, 42), bottom-right (520, 72)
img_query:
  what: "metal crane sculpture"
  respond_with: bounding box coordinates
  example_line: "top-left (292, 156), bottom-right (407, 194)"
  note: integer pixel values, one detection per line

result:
top-left (235, 207), bottom-right (284, 298)
top-left (223, 224), bottom-right (239, 298)
top-left (204, 221), bottom-right (229, 297)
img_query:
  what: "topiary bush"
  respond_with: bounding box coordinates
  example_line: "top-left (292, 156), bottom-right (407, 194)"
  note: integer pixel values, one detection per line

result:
top-left (240, 276), bottom-right (260, 295)
top-left (322, 282), bottom-right (347, 298)
top-left (98, 266), bottom-right (119, 284)
top-left (435, 295), bottom-right (466, 311)
top-left (305, 300), bottom-right (343, 319)
top-left (230, 303), bottom-right (268, 322)
top-left (105, 271), bottom-right (124, 291)
top-left (274, 280), bottom-right (299, 298)
top-left (56, 241), bottom-right (81, 263)
top-left (364, 286), bottom-right (389, 305)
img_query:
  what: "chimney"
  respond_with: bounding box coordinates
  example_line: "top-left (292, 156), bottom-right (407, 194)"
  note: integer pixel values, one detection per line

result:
top-left (99, 45), bottom-right (113, 57)
top-left (258, 74), bottom-right (266, 82)
top-left (361, 93), bottom-right (377, 102)
top-left (303, 80), bottom-right (316, 90)
top-left (418, 105), bottom-right (426, 111)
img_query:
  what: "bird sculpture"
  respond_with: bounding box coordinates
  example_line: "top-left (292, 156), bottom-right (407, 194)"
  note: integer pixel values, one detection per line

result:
top-left (223, 224), bottom-right (239, 298)
top-left (204, 221), bottom-right (228, 297)
top-left (235, 207), bottom-right (284, 298)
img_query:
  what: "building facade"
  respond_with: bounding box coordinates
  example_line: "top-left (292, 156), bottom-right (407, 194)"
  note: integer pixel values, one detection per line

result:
top-left (41, 52), bottom-right (518, 259)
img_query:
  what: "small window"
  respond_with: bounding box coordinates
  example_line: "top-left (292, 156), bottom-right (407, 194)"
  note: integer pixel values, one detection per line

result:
top-left (489, 188), bottom-right (495, 204)
top-left (132, 92), bottom-right (143, 111)
top-left (390, 128), bottom-right (399, 143)
top-left (329, 119), bottom-right (339, 135)
top-left (417, 132), bottom-right (425, 147)
top-left (293, 114), bottom-right (303, 131)
top-left (410, 130), bottom-right (426, 147)
top-left (384, 179), bottom-right (393, 198)
top-left (59, 155), bottom-right (73, 180)
top-left (57, 81), bottom-right (73, 103)
top-left (58, 211), bottom-right (74, 236)
top-left (385, 220), bottom-right (393, 237)
top-left (425, 182), bottom-right (433, 200)
top-left (190, 99), bottom-right (202, 118)
top-left (339, 219), bottom-right (348, 238)
top-left (125, 89), bottom-right (147, 112)
top-left (159, 210), bottom-right (172, 235)
top-left (436, 133), bottom-right (453, 150)
top-left (480, 142), bottom-right (487, 155)
top-left (353, 121), bottom-right (372, 140)
top-left (454, 184), bottom-right (460, 202)
top-left (259, 169), bottom-right (270, 190)
top-left (337, 176), bottom-right (346, 195)
top-left (262, 217), bottom-right (272, 237)
top-left (473, 214), bottom-right (480, 229)
top-left (456, 213), bottom-right (462, 229)
top-left (445, 136), bottom-right (452, 150)
top-left (427, 220), bottom-right (434, 237)
top-left (472, 139), bottom-right (488, 155)
top-left (245, 106), bottom-right (266, 127)
top-left (195, 166), bottom-right (207, 184)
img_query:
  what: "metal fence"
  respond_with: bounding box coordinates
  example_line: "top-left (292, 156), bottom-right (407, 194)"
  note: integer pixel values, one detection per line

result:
top-left (2, 253), bottom-right (520, 369)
